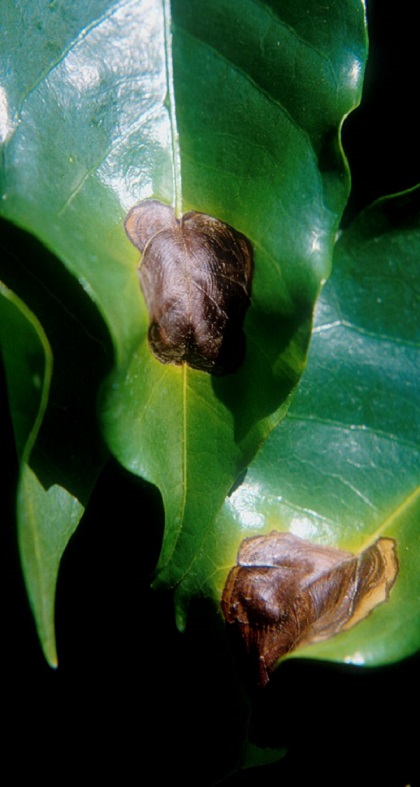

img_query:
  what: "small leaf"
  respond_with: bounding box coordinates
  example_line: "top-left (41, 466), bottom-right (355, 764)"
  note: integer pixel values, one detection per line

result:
top-left (0, 284), bottom-right (83, 665)
top-left (17, 466), bottom-right (83, 666)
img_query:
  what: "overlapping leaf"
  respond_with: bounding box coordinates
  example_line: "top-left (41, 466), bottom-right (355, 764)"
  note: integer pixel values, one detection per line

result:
top-left (194, 187), bottom-right (420, 667)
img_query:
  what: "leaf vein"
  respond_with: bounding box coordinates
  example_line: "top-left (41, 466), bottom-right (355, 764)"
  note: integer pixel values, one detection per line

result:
top-left (7, 0), bottom-right (136, 145)
top-left (286, 412), bottom-right (419, 451)
top-left (57, 103), bottom-right (163, 215)
top-left (174, 23), bottom-right (313, 153)
top-left (314, 317), bottom-right (420, 348)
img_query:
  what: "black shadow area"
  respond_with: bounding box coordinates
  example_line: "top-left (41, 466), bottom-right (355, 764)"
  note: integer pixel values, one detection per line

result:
top-left (0, 217), bottom-right (113, 501)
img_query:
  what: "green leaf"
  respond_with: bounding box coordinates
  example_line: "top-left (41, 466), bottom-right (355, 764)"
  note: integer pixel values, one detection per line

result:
top-left (203, 186), bottom-right (420, 667)
top-left (17, 466), bottom-right (84, 666)
top-left (0, 284), bottom-right (83, 665)
top-left (241, 742), bottom-right (287, 772)
top-left (100, 0), bottom-right (368, 593)
top-left (0, 0), bottom-right (367, 627)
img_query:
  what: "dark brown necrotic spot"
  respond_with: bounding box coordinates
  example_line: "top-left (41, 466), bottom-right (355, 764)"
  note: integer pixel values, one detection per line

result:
top-left (124, 200), bottom-right (253, 375)
top-left (221, 531), bottom-right (399, 687)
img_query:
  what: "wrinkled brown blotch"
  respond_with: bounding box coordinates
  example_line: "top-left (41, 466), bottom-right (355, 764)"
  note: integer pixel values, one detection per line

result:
top-left (124, 200), bottom-right (253, 375)
top-left (221, 531), bottom-right (399, 687)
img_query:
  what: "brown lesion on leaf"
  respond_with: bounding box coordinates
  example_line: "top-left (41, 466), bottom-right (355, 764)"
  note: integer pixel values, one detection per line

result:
top-left (221, 532), bottom-right (399, 687)
top-left (124, 200), bottom-right (253, 375)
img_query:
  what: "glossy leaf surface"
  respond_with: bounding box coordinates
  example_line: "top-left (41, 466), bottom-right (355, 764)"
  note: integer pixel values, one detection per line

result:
top-left (202, 187), bottom-right (420, 667)
top-left (100, 0), bottom-right (367, 588)
top-left (0, 0), bottom-right (172, 362)
top-left (0, 0), bottom-right (367, 639)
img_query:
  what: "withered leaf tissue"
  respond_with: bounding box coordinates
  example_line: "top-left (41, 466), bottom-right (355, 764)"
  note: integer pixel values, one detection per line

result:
top-left (221, 531), bottom-right (399, 686)
top-left (124, 200), bottom-right (253, 375)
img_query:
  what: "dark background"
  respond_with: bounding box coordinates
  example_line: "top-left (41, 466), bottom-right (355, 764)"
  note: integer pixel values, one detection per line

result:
top-left (1, 1), bottom-right (419, 784)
